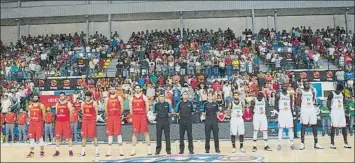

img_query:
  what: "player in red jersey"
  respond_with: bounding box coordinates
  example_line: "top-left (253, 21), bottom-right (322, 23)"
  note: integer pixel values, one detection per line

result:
top-left (53, 92), bottom-right (74, 157)
top-left (130, 85), bottom-right (151, 156)
top-left (26, 95), bottom-right (46, 158)
top-left (105, 86), bottom-right (124, 157)
top-left (80, 92), bottom-right (99, 157)
top-left (71, 98), bottom-right (81, 143)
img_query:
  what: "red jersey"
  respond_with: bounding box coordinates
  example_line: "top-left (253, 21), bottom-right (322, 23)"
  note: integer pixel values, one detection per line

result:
top-left (17, 113), bottom-right (27, 125)
top-left (29, 104), bottom-right (43, 122)
top-left (44, 112), bottom-right (54, 123)
top-left (5, 112), bottom-right (16, 124)
top-left (132, 95), bottom-right (146, 115)
top-left (107, 96), bottom-right (121, 117)
top-left (71, 108), bottom-right (79, 122)
top-left (73, 101), bottom-right (81, 111)
top-left (56, 102), bottom-right (70, 122)
top-left (82, 101), bottom-right (96, 120)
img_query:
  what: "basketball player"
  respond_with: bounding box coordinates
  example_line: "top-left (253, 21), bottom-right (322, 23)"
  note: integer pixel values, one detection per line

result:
top-left (53, 92), bottom-right (74, 157)
top-left (105, 86), bottom-right (125, 157)
top-left (298, 82), bottom-right (323, 150)
top-left (327, 84), bottom-right (352, 149)
top-left (130, 85), bottom-right (152, 156)
top-left (276, 84), bottom-right (296, 151)
top-left (252, 92), bottom-right (272, 152)
top-left (26, 95), bottom-right (46, 158)
top-left (228, 93), bottom-right (246, 153)
top-left (80, 92), bottom-right (100, 157)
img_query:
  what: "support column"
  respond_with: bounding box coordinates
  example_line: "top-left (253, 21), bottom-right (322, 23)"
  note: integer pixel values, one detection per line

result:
top-left (345, 7), bottom-right (349, 34)
top-left (108, 14), bottom-right (112, 38)
top-left (333, 14), bottom-right (336, 28)
top-left (179, 11), bottom-right (183, 41)
top-left (17, 0), bottom-right (21, 8)
top-left (85, 15), bottom-right (89, 44)
top-left (274, 10), bottom-right (278, 31)
top-left (251, 9), bottom-right (255, 34)
top-left (16, 19), bottom-right (20, 41)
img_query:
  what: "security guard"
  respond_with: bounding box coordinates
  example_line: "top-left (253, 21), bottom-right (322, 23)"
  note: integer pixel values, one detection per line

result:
top-left (152, 91), bottom-right (172, 155)
top-left (175, 91), bottom-right (195, 154)
top-left (200, 92), bottom-right (221, 153)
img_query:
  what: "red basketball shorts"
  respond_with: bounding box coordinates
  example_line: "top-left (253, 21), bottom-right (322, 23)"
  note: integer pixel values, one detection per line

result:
top-left (28, 121), bottom-right (44, 139)
top-left (81, 119), bottom-right (97, 138)
top-left (55, 121), bottom-right (72, 139)
top-left (106, 116), bottom-right (122, 136)
top-left (132, 114), bottom-right (148, 134)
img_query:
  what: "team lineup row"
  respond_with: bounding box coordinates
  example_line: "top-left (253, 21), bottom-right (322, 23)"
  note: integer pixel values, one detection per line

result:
top-left (19, 82), bottom-right (351, 158)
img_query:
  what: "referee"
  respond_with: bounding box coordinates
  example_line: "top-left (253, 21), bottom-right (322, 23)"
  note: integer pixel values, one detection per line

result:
top-left (175, 91), bottom-right (195, 154)
top-left (152, 91), bottom-right (172, 155)
top-left (201, 92), bottom-right (221, 153)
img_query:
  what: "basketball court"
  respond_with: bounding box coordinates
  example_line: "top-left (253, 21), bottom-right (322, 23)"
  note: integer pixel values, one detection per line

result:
top-left (1, 136), bottom-right (354, 162)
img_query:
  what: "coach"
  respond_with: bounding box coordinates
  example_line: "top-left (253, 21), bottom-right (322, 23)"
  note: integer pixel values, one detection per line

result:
top-left (175, 91), bottom-right (194, 154)
top-left (200, 92), bottom-right (221, 153)
top-left (152, 91), bottom-right (172, 155)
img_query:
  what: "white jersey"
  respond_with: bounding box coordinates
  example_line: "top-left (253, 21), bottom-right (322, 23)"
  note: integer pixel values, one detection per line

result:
top-left (331, 91), bottom-right (344, 110)
top-left (231, 101), bottom-right (243, 117)
top-left (278, 93), bottom-right (291, 112)
top-left (301, 89), bottom-right (314, 109)
top-left (254, 98), bottom-right (266, 114)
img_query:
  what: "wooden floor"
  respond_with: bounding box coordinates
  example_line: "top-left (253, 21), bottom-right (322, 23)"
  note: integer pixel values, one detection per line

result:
top-left (1, 136), bottom-right (354, 162)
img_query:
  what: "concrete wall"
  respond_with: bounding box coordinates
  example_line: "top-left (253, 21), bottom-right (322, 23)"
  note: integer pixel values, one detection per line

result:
top-left (1, 14), bottom-right (354, 44)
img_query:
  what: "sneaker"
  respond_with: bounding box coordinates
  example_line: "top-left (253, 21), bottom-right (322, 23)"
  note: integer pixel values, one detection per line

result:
top-left (95, 153), bottom-right (100, 157)
top-left (179, 151), bottom-right (184, 154)
top-left (105, 153), bottom-right (112, 157)
top-left (155, 152), bottom-right (160, 155)
top-left (344, 144), bottom-right (352, 149)
top-left (299, 143), bottom-right (305, 150)
top-left (79, 153), bottom-right (86, 157)
top-left (167, 151), bottom-right (171, 155)
top-left (290, 144), bottom-right (296, 150)
top-left (264, 146), bottom-right (272, 151)
top-left (205, 150), bottom-right (209, 153)
top-left (40, 151), bottom-right (44, 157)
top-left (189, 151), bottom-right (194, 155)
top-left (252, 146), bottom-right (257, 152)
top-left (69, 151), bottom-right (73, 157)
top-left (130, 151), bottom-right (136, 156)
top-left (232, 148), bottom-right (236, 153)
top-left (26, 151), bottom-right (34, 158)
top-left (240, 148), bottom-right (246, 153)
top-left (314, 143), bottom-right (323, 149)
top-left (147, 147), bottom-right (152, 155)
top-left (277, 144), bottom-right (282, 151)
top-left (215, 150), bottom-right (220, 153)
top-left (330, 144), bottom-right (336, 149)
top-left (119, 151), bottom-right (124, 156)
top-left (53, 151), bottom-right (60, 157)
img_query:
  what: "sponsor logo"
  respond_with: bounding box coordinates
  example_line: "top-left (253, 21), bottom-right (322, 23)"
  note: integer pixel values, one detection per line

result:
top-left (98, 154), bottom-right (264, 162)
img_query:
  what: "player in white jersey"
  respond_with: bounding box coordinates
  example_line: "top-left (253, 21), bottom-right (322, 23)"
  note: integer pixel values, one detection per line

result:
top-left (228, 93), bottom-right (246, 153)
top-left (252, 92), bottom-right (272, 152)
top-left (297, 82), bottom-right (323, 150)
top-left (327, 84), bottom-right (351, 149)
top-left (276, 84), bottom-right (296, 151)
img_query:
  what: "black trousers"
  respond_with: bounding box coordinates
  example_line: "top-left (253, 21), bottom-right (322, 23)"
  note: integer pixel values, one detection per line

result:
top-left (205, 119), bottom-right (219, 152)
top-left (156, 118), bottom-right (171, 153)
top-left (179, 118), bottom-right (194, 153)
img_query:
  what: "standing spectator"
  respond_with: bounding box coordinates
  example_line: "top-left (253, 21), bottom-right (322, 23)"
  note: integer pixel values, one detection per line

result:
top-left (1, 95), bottom-right (12, 114)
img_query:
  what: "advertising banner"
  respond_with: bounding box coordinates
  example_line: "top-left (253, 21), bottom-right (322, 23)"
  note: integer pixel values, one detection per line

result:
top-left (40, 94), bottom-right (74, 107)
